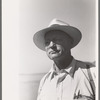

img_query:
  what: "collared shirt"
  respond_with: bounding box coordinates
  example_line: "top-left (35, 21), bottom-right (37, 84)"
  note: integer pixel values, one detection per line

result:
top-left (37, 58), bottom-right (96, 100)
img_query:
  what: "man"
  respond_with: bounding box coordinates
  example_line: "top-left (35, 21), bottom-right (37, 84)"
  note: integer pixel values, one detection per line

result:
top-left (33, 19), bottom-right (96, 100)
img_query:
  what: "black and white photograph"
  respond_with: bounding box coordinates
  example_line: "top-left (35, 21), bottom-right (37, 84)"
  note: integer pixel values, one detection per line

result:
top-left (2, 0), bottom-right (98, 100)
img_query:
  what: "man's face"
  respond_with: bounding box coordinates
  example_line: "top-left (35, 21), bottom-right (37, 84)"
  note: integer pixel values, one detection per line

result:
top-left (44, 30), bottom-right (73, 60)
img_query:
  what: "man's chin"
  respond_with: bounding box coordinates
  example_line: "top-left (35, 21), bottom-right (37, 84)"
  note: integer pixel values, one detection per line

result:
top-left (49, 55), bottom-right (61, 60)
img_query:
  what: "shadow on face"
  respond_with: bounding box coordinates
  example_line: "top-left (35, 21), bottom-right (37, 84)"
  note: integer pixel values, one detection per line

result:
top-left (44, 30), bottom-right (73, 60)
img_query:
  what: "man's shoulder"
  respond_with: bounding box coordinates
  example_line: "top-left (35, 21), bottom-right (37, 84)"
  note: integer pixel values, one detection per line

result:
top-left (74, 59), bottom-right (96, 82)
top-left (75, 59), bottom-right (96, 77)
top-left (75, 59), bottom-right (96, 69)
top-left (39, 72), bottom-right (51, 84)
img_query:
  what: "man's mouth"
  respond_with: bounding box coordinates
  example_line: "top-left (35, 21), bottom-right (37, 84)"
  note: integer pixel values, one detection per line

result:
top-left (49, 50), bottom-right (60, 54)
top-left (49, 51), bottom-right (56, 54)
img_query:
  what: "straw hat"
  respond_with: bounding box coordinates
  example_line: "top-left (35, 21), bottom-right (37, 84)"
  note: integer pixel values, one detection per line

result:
top-left (33, 18), bottom-right (82, 51)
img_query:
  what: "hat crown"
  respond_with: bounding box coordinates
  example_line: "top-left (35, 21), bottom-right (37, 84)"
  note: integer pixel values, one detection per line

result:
top-left (48, 18), bottom-right (70, 27)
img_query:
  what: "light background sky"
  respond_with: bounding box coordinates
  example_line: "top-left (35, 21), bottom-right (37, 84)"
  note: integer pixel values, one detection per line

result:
top-left (19, 0), bottom-right (96, 74)
top-left (2, 0), bottom-right (98, 100)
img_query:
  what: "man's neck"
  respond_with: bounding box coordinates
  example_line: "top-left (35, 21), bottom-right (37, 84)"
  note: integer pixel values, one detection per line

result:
top-left (54, 55), bottom-right (73, 70)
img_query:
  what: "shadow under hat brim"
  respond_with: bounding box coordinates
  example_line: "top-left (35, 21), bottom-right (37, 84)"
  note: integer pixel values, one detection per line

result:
top-left (33, 25), bottom-right (82, 51)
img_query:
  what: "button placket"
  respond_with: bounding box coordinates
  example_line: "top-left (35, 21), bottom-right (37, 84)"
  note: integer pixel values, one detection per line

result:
top-left (57, 80), bottom-right (62, 100)
top-left (56, 73), bottom-right (66, 100)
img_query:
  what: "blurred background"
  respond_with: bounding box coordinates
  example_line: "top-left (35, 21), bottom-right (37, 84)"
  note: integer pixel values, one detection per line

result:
top-left (19, 0), bottom-right (96, 100)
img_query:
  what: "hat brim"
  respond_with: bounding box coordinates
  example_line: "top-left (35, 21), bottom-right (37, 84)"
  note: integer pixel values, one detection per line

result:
top-left (33, 25), bottom-right (82, 51)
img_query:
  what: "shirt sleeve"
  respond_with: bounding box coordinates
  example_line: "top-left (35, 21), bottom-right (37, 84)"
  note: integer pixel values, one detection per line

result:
top-left (37, 76), bottom-right (46, 100)
top-left (75, 61), bottom-right (96, 100)
top-left (90, 66), bottom-right (96, 86)
top-left (37, 72), bottom-right (51, 100)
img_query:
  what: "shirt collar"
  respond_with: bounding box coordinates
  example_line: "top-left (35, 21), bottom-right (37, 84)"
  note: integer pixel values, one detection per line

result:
top-left (49, 58), bottom-right (76, 77)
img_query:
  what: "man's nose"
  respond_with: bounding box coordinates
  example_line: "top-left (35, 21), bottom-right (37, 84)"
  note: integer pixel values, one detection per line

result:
top-left (49, 41), bottom-right (55, 47)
